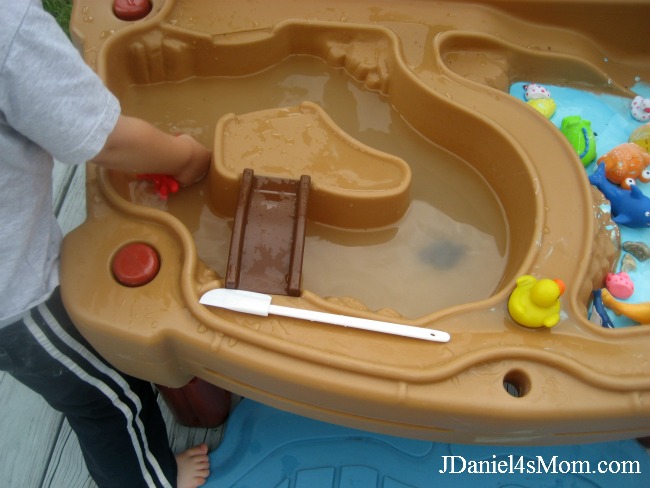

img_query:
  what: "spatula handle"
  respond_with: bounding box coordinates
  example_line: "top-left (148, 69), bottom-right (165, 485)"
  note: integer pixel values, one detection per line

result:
top-left (269, 304), bottom-right (450, 343)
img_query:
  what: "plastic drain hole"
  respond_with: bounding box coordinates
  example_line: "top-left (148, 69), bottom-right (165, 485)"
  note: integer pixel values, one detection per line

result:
top-left (503, 370), bottom-right (530, 398)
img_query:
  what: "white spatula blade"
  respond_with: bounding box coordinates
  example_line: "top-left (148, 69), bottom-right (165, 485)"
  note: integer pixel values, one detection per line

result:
top-left (200, 288), bottom-right (272, 316)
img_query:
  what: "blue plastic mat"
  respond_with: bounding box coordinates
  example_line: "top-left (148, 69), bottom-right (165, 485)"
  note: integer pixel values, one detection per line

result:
top-left (205, 399), bottom-right (650, 488)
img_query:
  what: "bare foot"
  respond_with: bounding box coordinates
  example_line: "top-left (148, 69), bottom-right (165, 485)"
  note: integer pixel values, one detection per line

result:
top-left (176, 443), bottom-right (210, 488)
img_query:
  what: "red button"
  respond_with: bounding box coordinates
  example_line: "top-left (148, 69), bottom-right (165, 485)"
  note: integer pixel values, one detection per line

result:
top-left (113, 0), bottom-right (153, 21)
top-left (112, 242), bottom-right (160, 287)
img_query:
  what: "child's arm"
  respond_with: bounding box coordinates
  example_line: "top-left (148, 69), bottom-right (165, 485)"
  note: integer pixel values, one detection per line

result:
top-left (90, 115), bottom-right (211, 186)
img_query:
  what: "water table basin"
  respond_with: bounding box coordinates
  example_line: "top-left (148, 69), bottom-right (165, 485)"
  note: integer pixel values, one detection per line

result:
top-left (61, 0), bottom-right (650, 444)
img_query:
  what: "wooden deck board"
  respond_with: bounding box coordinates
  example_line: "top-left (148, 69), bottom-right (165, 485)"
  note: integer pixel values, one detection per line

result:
top-left (42, 422), bottom-right (94, 488)
top-left (0, 161), bottom-right (224, 487)
top-left (0, 374), bottom-right (63, 488)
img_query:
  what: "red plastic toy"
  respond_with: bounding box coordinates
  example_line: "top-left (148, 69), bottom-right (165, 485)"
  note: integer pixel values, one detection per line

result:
top-left (137, 174), bottom-right (180, 200)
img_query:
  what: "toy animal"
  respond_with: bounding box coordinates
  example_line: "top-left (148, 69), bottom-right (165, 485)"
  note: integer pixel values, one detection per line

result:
top-left (524, 84), bottom-right (551, 100)
top-left (508, 275), bottom-right (565, 328)
top-left (560, 115), bottom-right (597, 166)
top-left (597, 143), bottom-right (650, 189)
top-left (630, 96), bottom-right (650, 122)
top-left (588, 163), bottom-right (650, 228)
top-left (600, 288), bottom-right (650, 324)
top-left (604, 271), bottom-right (634, 299)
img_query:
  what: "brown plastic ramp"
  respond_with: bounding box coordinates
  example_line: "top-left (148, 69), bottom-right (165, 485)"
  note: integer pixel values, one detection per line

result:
top-left (226, 168), bottom-right (311, 297)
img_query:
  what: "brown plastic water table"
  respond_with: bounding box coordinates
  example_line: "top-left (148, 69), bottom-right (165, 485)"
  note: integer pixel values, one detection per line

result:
top-left (62, 0), bottom-right (650, 444)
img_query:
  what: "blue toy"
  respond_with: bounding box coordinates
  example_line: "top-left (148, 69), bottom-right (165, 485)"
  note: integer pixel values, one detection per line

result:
top-left (589, 163), bottom-right (650, 228)
top-left (205, 399), bottom-right (650, 488)
top-left (590, 289), bottom-right (615, 328)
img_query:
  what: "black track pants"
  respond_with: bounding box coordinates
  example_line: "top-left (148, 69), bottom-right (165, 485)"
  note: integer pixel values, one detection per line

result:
top-left (0, 288), bottom-right (177, 488)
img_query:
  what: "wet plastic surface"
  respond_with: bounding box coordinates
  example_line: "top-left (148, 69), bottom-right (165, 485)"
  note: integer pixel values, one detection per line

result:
top-left (62, 0), bottom-right (650, 444)
top-left (225, 169), bottom-right (310, 297)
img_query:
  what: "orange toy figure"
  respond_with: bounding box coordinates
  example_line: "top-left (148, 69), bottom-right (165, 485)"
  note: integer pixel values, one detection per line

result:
top-left (508, 275), bottom-right (566, 328)
top-left (601, 288), bottom-right (650, 324)
top-left (597, 142), bottom-right (650, 189)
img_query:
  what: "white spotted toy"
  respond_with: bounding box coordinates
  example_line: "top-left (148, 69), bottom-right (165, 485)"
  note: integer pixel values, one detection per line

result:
top-left (631, 96), bottom-right (650, 122)
top-left (524, 83), bottom-right (551, 101)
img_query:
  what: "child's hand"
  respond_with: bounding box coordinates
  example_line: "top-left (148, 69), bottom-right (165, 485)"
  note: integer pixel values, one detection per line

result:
top-left (91, 116), bottom-right (212, 185)
top-left (173, 134), bottom-right (211, 187)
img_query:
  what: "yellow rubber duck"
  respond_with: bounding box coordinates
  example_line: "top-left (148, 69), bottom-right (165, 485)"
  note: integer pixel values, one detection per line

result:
top-left (508, 275), bottom-right (566, 328)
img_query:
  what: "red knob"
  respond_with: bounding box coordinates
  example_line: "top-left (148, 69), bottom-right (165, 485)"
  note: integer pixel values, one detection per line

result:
top-left (112, 242), bottom-right (160, 287)
top-left (113, 0), bottom-right (153, 21)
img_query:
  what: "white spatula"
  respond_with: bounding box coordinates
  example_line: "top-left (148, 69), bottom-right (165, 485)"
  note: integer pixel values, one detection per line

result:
top-left (200, 288), bottom-right (450, 343)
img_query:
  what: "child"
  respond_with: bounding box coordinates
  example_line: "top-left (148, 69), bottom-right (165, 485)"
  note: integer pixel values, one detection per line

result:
top-left (1, 1), bottom-right (212, 487)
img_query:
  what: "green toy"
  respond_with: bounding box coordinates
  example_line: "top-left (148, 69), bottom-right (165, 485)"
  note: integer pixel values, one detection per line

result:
top-left (560, 115), bottom-right (597, 166)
